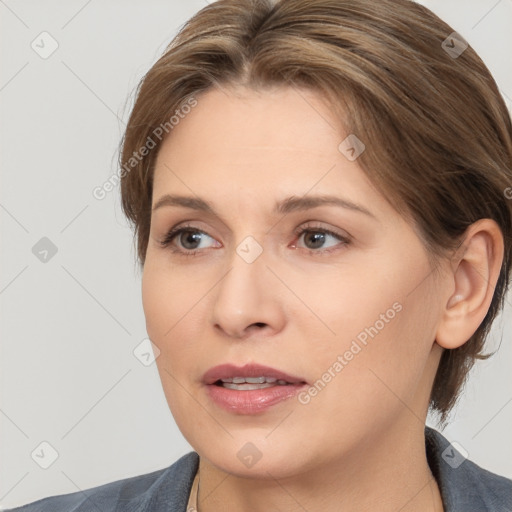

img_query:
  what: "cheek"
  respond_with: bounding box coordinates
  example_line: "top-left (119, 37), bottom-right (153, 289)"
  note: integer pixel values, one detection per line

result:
top-left (141, 262), bottom-right (204, 423)
top-left (294, 256), bottom-right (404, 350)
top-left (141, 258), bottom-right (197, 340)
top-left (301, 253), bottom-right (437, 407)
top-left (141, 260), bottom-right (208, 375)
top-left (141, 265), bottom-right (169, 341)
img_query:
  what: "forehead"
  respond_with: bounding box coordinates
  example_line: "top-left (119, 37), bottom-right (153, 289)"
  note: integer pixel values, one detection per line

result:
top-left (158, 86), bottom-right (340, 162)
top-left (151, 85), bottom-right (391, 218)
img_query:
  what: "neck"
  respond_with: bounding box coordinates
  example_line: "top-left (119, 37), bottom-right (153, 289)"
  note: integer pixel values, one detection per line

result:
top-left (195, 420), bottom-right (444, 512)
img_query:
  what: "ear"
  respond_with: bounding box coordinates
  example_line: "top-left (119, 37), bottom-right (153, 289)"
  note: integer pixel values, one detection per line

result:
top-left (435, 219), bottom-right (504, 350)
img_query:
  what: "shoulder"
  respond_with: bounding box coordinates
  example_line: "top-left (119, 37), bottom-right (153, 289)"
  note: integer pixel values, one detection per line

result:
top-left (425, 426), bottom-right (512, 511)
top-left (4, 451), bottom-right (199, 512)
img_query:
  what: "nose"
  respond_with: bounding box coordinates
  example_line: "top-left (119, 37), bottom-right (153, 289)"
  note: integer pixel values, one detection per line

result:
top-left (210, 249), bottom-right (286, 340)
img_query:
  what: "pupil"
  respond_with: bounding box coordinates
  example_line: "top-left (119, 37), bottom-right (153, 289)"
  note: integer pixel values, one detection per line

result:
top-left (182, 231), bottom-right (201, 249)
top-left (306, 232), bottom-right (324, 249)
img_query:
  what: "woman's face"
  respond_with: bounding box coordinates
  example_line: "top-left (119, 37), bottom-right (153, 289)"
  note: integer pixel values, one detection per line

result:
top-left (142, 85), bottom-right (447, 478)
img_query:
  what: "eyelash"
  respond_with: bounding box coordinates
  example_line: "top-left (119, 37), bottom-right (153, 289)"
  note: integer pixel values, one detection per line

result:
top-left (158, 222), bottom-right (351, 257)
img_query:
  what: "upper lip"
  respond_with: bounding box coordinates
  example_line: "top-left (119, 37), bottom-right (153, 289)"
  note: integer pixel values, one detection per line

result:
top-left (203, 363), bottom-right (307, 385)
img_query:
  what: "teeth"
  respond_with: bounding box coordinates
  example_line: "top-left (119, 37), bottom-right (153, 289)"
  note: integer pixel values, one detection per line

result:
top-left (221, 376), bottom-right (279, 384)
top-left (245, 377), bottom-right (267, 384)
top-left (223, 382), bottom-right (276, 390)
top-left (219, 376), bottom-right (290, 390)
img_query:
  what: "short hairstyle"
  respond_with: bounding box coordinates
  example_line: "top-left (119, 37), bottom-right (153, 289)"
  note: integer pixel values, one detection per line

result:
top-left (119, 0), bottom-right (512, 424)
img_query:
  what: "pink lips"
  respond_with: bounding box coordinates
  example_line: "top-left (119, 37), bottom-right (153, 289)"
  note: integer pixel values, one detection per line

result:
top-left (203, 363), bottom-right (308, 414)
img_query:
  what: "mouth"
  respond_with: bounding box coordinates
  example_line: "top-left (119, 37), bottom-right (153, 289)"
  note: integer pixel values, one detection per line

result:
top-left (202, 362), bottom-right (307, 386)
top-left (202, 363), bottom-right (308, 414)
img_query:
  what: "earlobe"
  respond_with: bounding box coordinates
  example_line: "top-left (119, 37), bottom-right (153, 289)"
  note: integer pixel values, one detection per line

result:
top-left (435, 219), bottom-right (504, 350)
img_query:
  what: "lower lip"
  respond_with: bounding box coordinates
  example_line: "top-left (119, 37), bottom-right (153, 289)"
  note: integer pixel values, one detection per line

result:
top-left (205, 383), bottom-right (307, 414)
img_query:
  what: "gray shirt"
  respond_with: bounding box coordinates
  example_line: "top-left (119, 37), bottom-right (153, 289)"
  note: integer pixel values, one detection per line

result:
top-left (5, 427), bottom-right (512, 511)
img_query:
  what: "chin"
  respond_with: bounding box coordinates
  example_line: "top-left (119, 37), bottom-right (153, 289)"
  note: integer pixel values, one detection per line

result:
top-left (194, 432), bottom-right (316, 479)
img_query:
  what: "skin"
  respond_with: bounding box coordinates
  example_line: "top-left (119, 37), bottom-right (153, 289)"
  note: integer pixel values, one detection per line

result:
top-left (142, 84), bottom-right (504, 512)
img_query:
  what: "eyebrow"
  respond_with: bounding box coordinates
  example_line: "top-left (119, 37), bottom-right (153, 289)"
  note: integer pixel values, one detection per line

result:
top-left (152, 194), bottom-right (376, 219)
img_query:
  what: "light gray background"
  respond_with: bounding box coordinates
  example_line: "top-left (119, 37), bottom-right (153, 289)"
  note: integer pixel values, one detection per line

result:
top-left (1, 0), bottom-right (511, 508)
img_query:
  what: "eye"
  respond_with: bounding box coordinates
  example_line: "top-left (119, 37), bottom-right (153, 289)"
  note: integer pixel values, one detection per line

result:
top-left (292, 222), bottom-right (350, 254)
top-left (158, 222), bottom-right (351, 257)
top-left (158, 223), bottom-right (219, 256)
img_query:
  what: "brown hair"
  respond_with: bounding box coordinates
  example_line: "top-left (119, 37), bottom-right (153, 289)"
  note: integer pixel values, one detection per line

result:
top-left (119, 0), bottom-right (512, 423)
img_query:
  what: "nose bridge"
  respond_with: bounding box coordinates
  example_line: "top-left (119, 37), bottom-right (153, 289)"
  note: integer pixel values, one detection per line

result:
top-left (210, 235), bottom-right (283, 338)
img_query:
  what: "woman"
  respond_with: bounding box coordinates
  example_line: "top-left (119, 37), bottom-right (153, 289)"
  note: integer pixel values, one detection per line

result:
top-left (7, 0), bottom-right (511, 510)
